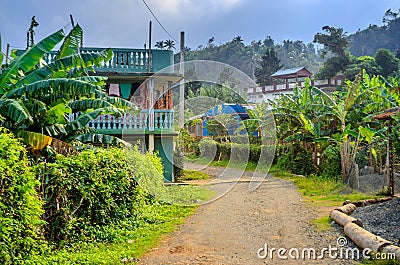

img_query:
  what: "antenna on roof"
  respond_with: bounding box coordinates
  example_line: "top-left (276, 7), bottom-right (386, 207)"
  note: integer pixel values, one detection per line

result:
top-left (69, 14), bottom-right (75, 27)
top-left (26, 16), bottom-right (39, 49)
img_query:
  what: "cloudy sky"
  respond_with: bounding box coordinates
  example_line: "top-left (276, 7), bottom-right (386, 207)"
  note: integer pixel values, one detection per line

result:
top-left (0, 0), bottom-right (398, 51)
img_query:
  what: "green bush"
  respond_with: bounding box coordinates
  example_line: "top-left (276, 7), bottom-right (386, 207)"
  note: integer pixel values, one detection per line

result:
top-left (0, 130), bottom-right (45, 264)
top-left (37, 147), bottom-right (162, 245)
top-left (195, 140), bottom-right (274, 166)
top-left (198, 138), bottom-right (218, 159)
top-left (276, 143), bottom-right (317, 176)
top-left (230, 143), bottom-right (250, 162)
top-left (218, 142), bottom-right (231, 161)
top-left (320, 145), bottom-right (342, 180)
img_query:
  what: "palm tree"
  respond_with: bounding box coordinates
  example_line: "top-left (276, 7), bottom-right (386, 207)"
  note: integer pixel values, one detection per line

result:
top-left (155, 40), bottom-right (165, 49)
top-left (289, 49), bottom-right (305, 66)
top-left (0, 24), bottom-right (136, 154)
top-left (207, 37), bottom-right (215, 47)
top-left (232, 36), bottom-right (244, 45)
top-left (164, 39), bottom-right (175, 50)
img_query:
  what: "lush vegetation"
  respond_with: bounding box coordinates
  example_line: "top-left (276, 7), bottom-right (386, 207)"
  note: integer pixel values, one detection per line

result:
top-left (0, 131), bottom-right (44, 264)
top-left (271, 72), bottom-right (400, 187)
top-left (37, 146), bottom-right (162, 245)
top-left (0, 25), bottom-right (214, 264)
top-left (0, 129), bottom-right (214, 264)
top-left (313, 25), bottom-right (399, 79)
top-left (36, 204), bottom-right (196, 264)
top-left (179, 169), bottom-right (210, 181)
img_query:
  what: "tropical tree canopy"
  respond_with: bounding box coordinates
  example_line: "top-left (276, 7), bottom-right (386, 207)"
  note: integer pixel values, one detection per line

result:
top-left (254, 46), bottom-right (282, 86)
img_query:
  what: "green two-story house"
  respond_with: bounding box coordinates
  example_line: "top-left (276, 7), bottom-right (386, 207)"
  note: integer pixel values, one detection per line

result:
top-left (63, 47), bottom-right (181, 181)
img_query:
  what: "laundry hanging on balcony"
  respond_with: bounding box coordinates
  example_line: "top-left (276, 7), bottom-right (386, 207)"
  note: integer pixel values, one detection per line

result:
top-left (109, 84), bottom-right (120, 97)
top-left (120, 84), bottom-right (131, 99)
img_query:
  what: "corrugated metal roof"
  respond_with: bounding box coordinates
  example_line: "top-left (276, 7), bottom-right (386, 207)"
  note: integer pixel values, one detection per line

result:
top-left (271, 66), bottom-right (311, 77)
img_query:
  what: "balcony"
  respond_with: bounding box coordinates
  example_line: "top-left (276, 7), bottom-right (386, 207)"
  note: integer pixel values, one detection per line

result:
top-left (42, 48), bottom-right (174, 74)
top-left (69, 109), bottom-right (175, 135)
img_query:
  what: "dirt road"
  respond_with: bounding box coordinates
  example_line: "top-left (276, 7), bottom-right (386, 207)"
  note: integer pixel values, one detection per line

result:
top-left (138, 163), bottom-right (354, 265)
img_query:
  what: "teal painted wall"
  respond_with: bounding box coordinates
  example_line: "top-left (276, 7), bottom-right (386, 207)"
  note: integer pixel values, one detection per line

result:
top-left (151, 50), bottom-right (174, 73)
top-left (154, 135), bottom-right (174, 182)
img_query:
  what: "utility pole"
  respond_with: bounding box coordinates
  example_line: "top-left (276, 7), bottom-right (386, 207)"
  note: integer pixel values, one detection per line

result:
top-left (5, 43), bottom-right (10, 65)
top-left (178, 31), bottom-right (185, 127)
top-left (148, 21), bottom-right (152, 73)
top-left (69, 14), bottom-right (75, 27)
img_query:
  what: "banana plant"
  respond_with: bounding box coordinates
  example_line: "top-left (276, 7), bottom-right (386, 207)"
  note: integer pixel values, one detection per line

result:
top-left (271, 71), bottom-right (400, 183)
top-left (0, 24), bottom-right (136, 154)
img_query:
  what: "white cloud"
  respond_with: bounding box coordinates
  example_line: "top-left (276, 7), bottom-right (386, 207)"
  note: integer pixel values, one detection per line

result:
top-left (210, 0), bottom-right (243, 12)
top-left (150, 0), bottom-right (192, 15)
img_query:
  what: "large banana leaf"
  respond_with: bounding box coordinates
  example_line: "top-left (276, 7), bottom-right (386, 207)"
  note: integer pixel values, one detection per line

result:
top-left (0, 99), bottom-right (33, 125)
top-left (66, 108), bottom-right (106, 132)
top-left (14, 130), bottom-right (52, 151)
top-left (68, 99), bottom-right (115, 112)
top-left (24, 99), bottom-right (47, 118)
top-left (69, 97), bottom-right (136, 113)
top-left (3, 78), bottom-right (105, 99)
top-left (15, 49), bottom-right (111, 87)
top-left (0, 34), bottom-right (3, 67)
top-left (0, 30), bottom-right (65, 92)
top-left (75, 76), bottom-right (108, 86)
top-left (45, 101), bottom-right (71, 124)
top-left (57, 24), bottom-right (83, 59)
top-left (69, 133), bottom-right (131, 147)
top-left (103, 96), bottom-right (138, 110)
top-left (80, 48), bottom-right (112, 67)
top-left (14, 130), bottom-right (75, 155)
top-left (44, 124), bottom-right (68, 136)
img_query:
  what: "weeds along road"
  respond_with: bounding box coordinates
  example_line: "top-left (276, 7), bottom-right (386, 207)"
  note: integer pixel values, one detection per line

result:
top-left (138, 163), bottom-right (355, 265)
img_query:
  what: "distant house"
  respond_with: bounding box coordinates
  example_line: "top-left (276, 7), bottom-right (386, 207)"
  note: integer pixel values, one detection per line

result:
top-left (247, 66), bottom-right (343, 103)
top-left (187, 103), bottom-right (256, 138)
top-left (271, 66), bottom-right (312, 86)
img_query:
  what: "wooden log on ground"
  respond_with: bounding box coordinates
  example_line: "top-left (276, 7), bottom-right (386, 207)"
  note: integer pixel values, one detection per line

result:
top-left (344, 197), bottom-right (393, 207)
top-left (330, 210), bottom-right (363, 227)
top-left (335, 203), bottom-right (356, 215)
top-left (382, 244), bottom-right (400, 262)
top-left (344, 222), bottom-right (392, 252)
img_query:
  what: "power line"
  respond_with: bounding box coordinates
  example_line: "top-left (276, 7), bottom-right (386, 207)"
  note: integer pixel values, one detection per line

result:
top-left (1, 51), bottom-right (12, 62)
top-left (142, 0), bottom-right (179, 44)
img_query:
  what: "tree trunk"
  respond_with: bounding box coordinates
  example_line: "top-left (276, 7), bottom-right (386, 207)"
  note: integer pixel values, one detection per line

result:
top-left (344, 222), bottom-right (391, 253)
top-left (330, 210), bottom-right (362, 227)
top-left (314, 143), bottom-right (318, 166)
top-left (340, 140), bottom-right (349, 183)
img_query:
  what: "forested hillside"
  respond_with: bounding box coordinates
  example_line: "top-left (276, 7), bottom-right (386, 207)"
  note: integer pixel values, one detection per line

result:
top-left (176, 36), bottom-right (324, 79)
top-left (348, 11), bottom-right (400, 56)
top-left (173, 8), bottom-right (400, 81)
